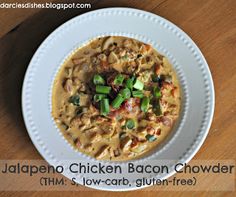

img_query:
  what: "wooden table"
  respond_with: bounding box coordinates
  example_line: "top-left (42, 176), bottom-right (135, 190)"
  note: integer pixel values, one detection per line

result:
top-left (0, 0), bottom-right (235, 196)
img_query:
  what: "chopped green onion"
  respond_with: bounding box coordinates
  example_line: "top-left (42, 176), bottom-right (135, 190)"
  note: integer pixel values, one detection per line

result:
top-left (141, 96), bottom-right (150, 112)
top-left (93, 94), bottom-right (106, 102)
top-left (93, 74), bottom-right (105, 85)
top-left (125, 119), bottom-right (135, 129)
top-left (153, 86), bottom-right (161, 98)
top-left (125, 78), bottom-right (134, 89)
top-left (133, 79), bottom-right (144, 90)
top-left (132, 90), bottom-right (144, 98)
top-left (153, 98), bottom-right (162, 116)
top-left (111, 94), bottom-right (124, 109)
top-left (120, 88), bottom-right (131, 99)
top-left (96, 85), bottom-right (111, 94)
top-left (114, 74), bottom-right (125, 85)
top-left (145, 134), bottom-right (157, 142)
top-left (100, 98), bottom-right (110, 116)
top-left (68, 95), bottom-right (80, 106)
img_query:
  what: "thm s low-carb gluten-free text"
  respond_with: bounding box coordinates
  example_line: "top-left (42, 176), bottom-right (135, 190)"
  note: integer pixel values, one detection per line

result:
top-left (52, 36), bottom-right (181, 161)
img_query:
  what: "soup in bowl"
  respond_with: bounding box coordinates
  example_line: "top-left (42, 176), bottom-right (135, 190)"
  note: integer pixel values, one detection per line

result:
top-left (52, 36), bottom-right (181, 161)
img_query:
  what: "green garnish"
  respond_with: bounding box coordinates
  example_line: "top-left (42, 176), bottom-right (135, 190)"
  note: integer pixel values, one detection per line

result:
top-left (145, 134), bottom-right (157, 142)
top-left (125, 119), bottom-right (135, 129)
top-left (132, 90), bottom-right (144, 98)
top-left (114, 74), bottom-right (125, 85)
top-left (153, 86), bottom-right (161, 98)
top-left (91, 72), bottom-right (158, 114)
top-left (133, 79), bottom-right (144, 90)
top-left (125, 76), bottom-right (135, 89)
top-left (100, 98), bottom-right (110, 116)
top-left (111, 94), bottom-right (124, 109)
top-left (69, 95), bottom-right (80, 106)
top-left (141, 96), bottom-right (150, 112)
top-left (125, 78), bottom-right (133, 89)
top-left (96, 85), bottom-right (111, 94)
top-left (120, 88), bottom-right (131, 99)
top-left (93, 74), bottom-right (105, 85)
top-left (93, 94), bottom-right (106, 102)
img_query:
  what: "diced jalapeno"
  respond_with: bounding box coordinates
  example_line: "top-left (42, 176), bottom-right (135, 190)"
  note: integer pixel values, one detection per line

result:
top-left (145, 134), bottom-right (157, 142)
top-left (125, 119), bottom-right (135, 129)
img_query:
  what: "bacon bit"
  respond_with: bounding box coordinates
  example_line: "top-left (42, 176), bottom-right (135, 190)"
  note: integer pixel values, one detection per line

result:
top-left (171, 87), bottom-right (178, 98)
top-left (147, 126), bottom-right (155, 135)
top-left (138, 139), bottom-right (146, 143)
top-left (161, 116), bottom-right (172, 127)
top-left (108, 98), bottom-right (140, 118)
top-left (164, 111), bottom-right (170, 116)
top-left (131, 137), bottom-right (139, 148)
top-left (123, 98), bottom-right (140, 112)
top-left (155, 64), bottom-right (161, 75)
top-left (134, 98), bottom-right (141, 105)
top-left (146, 56), bottom-right (151, 62)
top-left (162, 81), bottom-right (174, 89)
top-left (155, 128), bottom-right (162, 136)
top-left (107, 111), bottom-right (117, 119)
top-left (100, 60), bottom-right (109, 68)
top-left (156, 117), bottom-right (162, 123)
top-left (140, 44), bottom-right (152, 54)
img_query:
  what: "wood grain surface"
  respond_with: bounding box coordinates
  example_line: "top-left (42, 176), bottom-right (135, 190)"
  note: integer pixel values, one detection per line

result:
top-left (0, 0), bottom-right (235, 196)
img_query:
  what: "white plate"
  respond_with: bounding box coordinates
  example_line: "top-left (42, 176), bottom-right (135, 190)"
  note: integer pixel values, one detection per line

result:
top-left (22, 8), bottom-right (214, 191)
